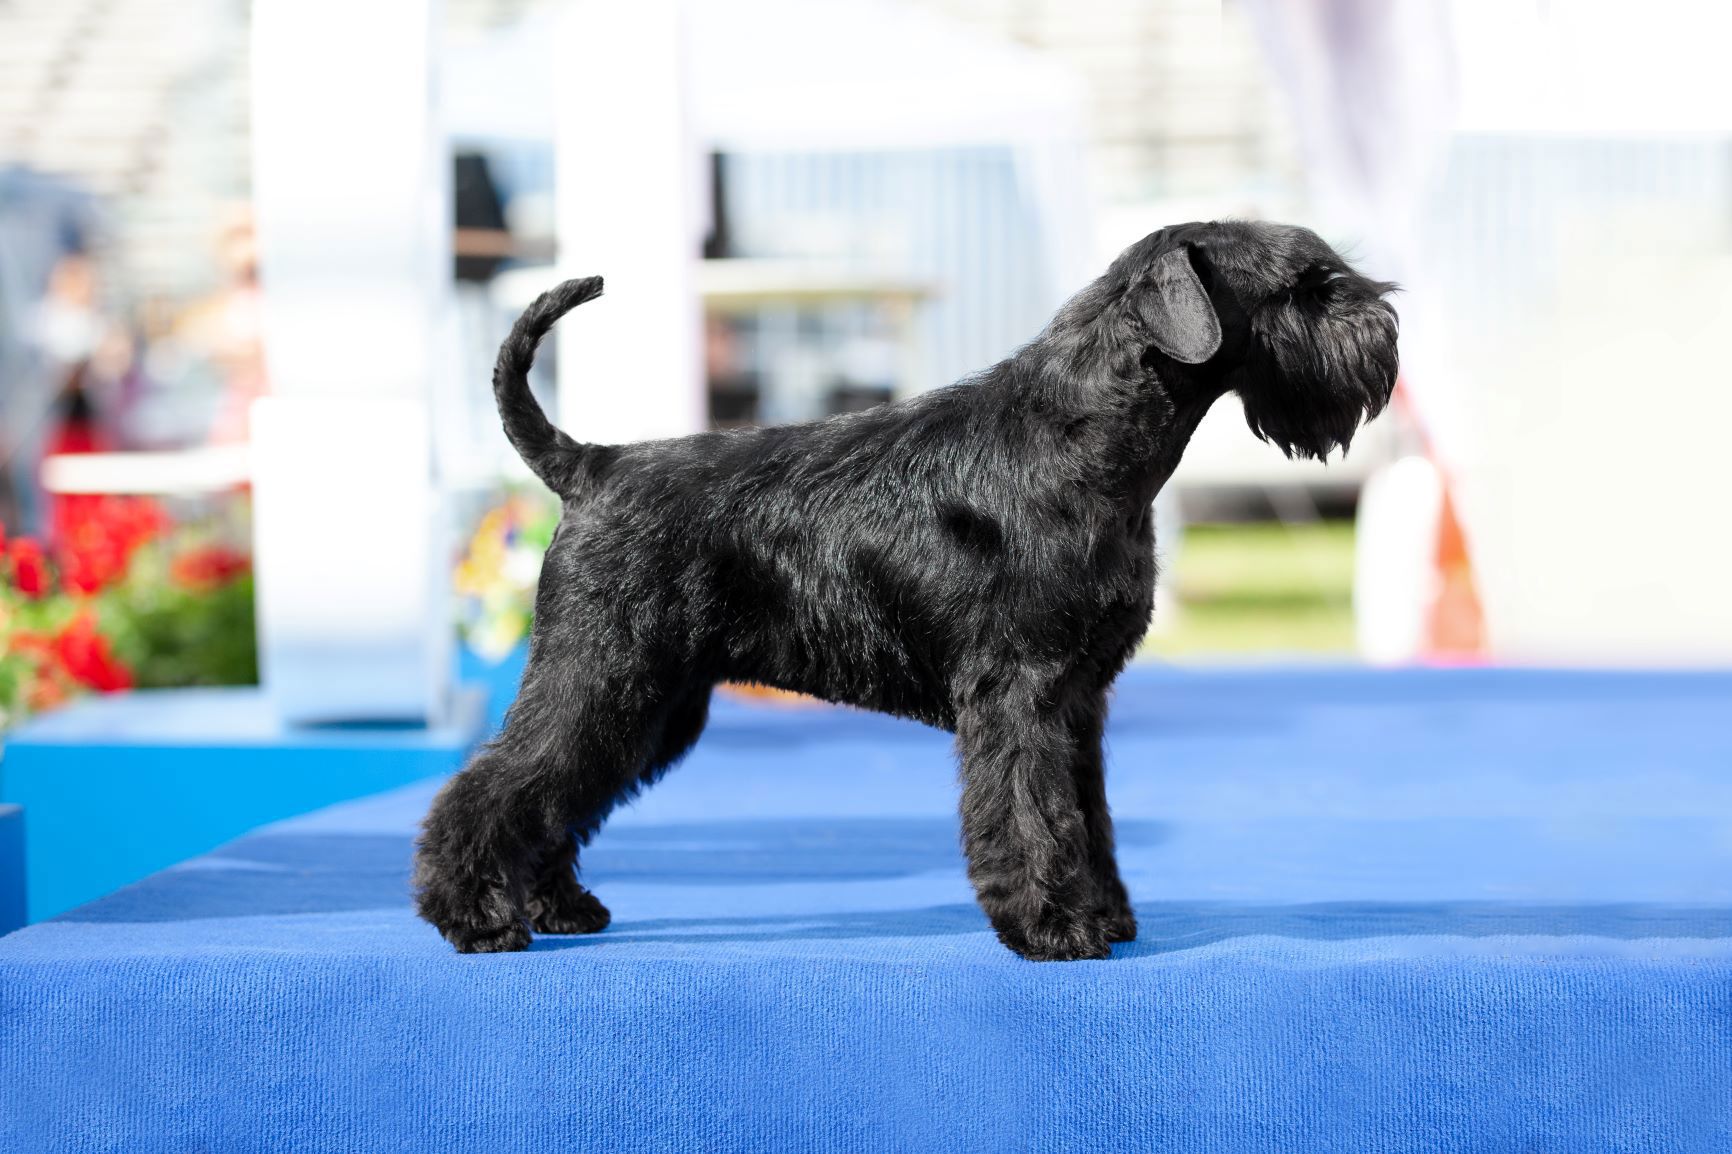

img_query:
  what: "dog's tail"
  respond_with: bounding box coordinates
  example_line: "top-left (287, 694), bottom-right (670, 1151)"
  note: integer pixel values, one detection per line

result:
top-left (493, 276), bottom-right (605, 496)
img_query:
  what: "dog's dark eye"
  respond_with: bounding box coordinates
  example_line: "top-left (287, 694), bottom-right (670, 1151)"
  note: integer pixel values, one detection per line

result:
top-left (1298, 266), bottom-right (1346, 291)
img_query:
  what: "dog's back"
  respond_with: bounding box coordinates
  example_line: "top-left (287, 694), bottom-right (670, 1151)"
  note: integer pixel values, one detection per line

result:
top-left (541, 373), bottom-right (1146, 728)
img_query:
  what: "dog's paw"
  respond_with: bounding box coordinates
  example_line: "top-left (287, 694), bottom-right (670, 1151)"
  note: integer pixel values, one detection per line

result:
top-left (996, 912), bottom-right (1112, 962)
top-left (1102, 905), bottom-right (1138, 944)
top-left (447, 921), bottom-right (533, 954)
top-left (529, 885), bottom-right (611, 936)
top-left (1094, 873), bottom-right (1137, 943)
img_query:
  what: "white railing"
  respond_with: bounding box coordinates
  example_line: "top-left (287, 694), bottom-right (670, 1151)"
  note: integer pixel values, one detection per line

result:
top-left (39, 445), bottom-right (251, 496)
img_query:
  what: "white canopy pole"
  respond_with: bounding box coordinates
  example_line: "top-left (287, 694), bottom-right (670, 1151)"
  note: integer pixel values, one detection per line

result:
top-left (250, 0), bottom-right (454, 724)
top-left (552, 0), bottom-right (706, 446)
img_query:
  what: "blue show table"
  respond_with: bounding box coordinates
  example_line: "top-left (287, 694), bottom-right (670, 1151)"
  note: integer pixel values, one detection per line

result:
top-left (2, 666), bottom-right (1729, 1152)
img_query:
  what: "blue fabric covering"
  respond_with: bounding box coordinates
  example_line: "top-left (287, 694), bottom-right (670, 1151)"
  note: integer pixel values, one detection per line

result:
top-left (2, 666), bottom-right (1730, 1152)
top-left (0, 686), bottom-right (486, 920)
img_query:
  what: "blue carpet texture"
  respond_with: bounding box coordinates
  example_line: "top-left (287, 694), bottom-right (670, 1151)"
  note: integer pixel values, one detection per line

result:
top-left (2, 667), bottom-right (1730, 1152)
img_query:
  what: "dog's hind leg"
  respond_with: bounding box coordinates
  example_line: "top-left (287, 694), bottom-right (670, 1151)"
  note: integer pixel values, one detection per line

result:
top-left (524, 836), bottom-right (611, 936)
top-left (525, 685), bottom-right (713, 935)
top-left (957, 683), bottom-right (1111, 962)
top-left (413, 736), bottom-right (554, 954)
top-left (415, 643), bottom-right (677, 953)
top-left (631, 683), bottom-right (714, 793)
top-left (1070, 701), bottom-right (1136, 944)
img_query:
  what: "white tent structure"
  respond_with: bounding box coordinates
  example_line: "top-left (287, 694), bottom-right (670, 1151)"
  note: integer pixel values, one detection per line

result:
top-left (682, 0), bottom-right (1088, 158)
top-left (446, 0), bottom-right (1094, 444)
top-left (1429, 1), bottom-right (1732, 664)
top-left (1243, 0), bottom-right (1732, 664)
top-left (447, 0), bottom-right (1088, 176)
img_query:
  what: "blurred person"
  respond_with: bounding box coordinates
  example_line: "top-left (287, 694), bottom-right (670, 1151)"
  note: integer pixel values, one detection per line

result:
top-left (27, 254), bottom-right (129, 535)
top-left (24, 254), bottom-right (174, 591)
top-left (171, 209), bottom-right (267, 446)
top-left (0, 168), bottom-right (103, 535)
top-left (2, 250), bottom-right (100, 533)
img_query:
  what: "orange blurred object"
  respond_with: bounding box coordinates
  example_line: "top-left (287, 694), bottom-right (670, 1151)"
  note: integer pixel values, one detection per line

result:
top-left (718, 683), bottom-right (825, 708)
top-left (170, 545), bottom-right (252, 592)
top-left (1391, 377), bottom-right (1488, 662)
top-left (1427, 488), bottom-right (1487, 660)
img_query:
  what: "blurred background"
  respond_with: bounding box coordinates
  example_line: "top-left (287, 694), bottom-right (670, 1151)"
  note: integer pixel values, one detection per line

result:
top-left (2, 0), bottom-right (1730, 733)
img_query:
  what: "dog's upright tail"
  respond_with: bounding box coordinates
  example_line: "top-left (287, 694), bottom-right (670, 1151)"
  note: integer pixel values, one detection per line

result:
top-left (493, 276), bottom-right (605, 496)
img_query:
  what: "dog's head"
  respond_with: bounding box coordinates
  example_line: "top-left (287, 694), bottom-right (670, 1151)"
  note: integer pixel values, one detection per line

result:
top-left (1092, 221), bottom-right (1399, 460)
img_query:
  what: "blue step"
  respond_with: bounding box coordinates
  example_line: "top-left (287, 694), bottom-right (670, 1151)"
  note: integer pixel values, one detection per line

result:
top-left (0, 804), bottom-right (21, 936)
top-left (0, 685), bottom-right (485, 921)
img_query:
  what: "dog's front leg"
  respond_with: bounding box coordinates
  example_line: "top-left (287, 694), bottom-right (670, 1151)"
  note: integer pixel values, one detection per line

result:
top-left (957, 689), bottom-right (1112, 961)
top-left (1070, 702), bottom-right (1137, 944)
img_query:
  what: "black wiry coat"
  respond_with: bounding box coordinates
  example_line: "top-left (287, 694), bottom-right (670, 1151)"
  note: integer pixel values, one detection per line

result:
top-left (416, 220), bottom-right (1398, 960)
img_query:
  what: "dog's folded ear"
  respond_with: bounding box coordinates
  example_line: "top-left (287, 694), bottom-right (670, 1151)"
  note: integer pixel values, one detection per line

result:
top-left (1135, 245), bottom-right (1222, 365)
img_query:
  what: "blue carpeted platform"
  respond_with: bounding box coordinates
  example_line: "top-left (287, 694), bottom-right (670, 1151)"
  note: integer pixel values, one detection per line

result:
top-left (3, 666), bottom-right (1730, 1152)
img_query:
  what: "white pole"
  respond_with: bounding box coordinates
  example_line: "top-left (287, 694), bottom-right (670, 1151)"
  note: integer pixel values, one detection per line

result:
top-left (553, 0), bottom-right (707, 447)
top-left (250, 0), bottom-right (453, 724)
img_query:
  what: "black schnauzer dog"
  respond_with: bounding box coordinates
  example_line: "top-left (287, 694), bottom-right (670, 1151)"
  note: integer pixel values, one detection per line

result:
top-left (416, 220), bottom-right (1398, 961)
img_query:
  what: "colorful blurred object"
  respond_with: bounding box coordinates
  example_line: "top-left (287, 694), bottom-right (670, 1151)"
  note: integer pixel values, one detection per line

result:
top-left (454, 490), bottom-right (557, 660)
top-left (169, 545), bottom-right (252, 591)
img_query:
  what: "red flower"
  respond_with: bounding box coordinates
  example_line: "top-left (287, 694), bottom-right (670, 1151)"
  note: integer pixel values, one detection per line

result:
top-left (50, 613), bottom-right (133, 693)
top-left (60, 546), bottom-right (115, 596)
top-left (53, 495), bottom-right (169, 594)
top-left (7, 537), bottom-right (51, 598)
top-left (170, 545), bottom-right (251, 591)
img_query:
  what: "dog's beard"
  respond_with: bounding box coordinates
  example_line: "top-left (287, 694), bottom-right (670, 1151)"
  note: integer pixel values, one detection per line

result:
top-left (1233, 283), bottom-right (1398, 460)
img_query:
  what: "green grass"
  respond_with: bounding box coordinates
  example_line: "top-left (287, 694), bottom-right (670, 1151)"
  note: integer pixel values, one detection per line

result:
top-left (1144, 520), bottom-right (1357, 659)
